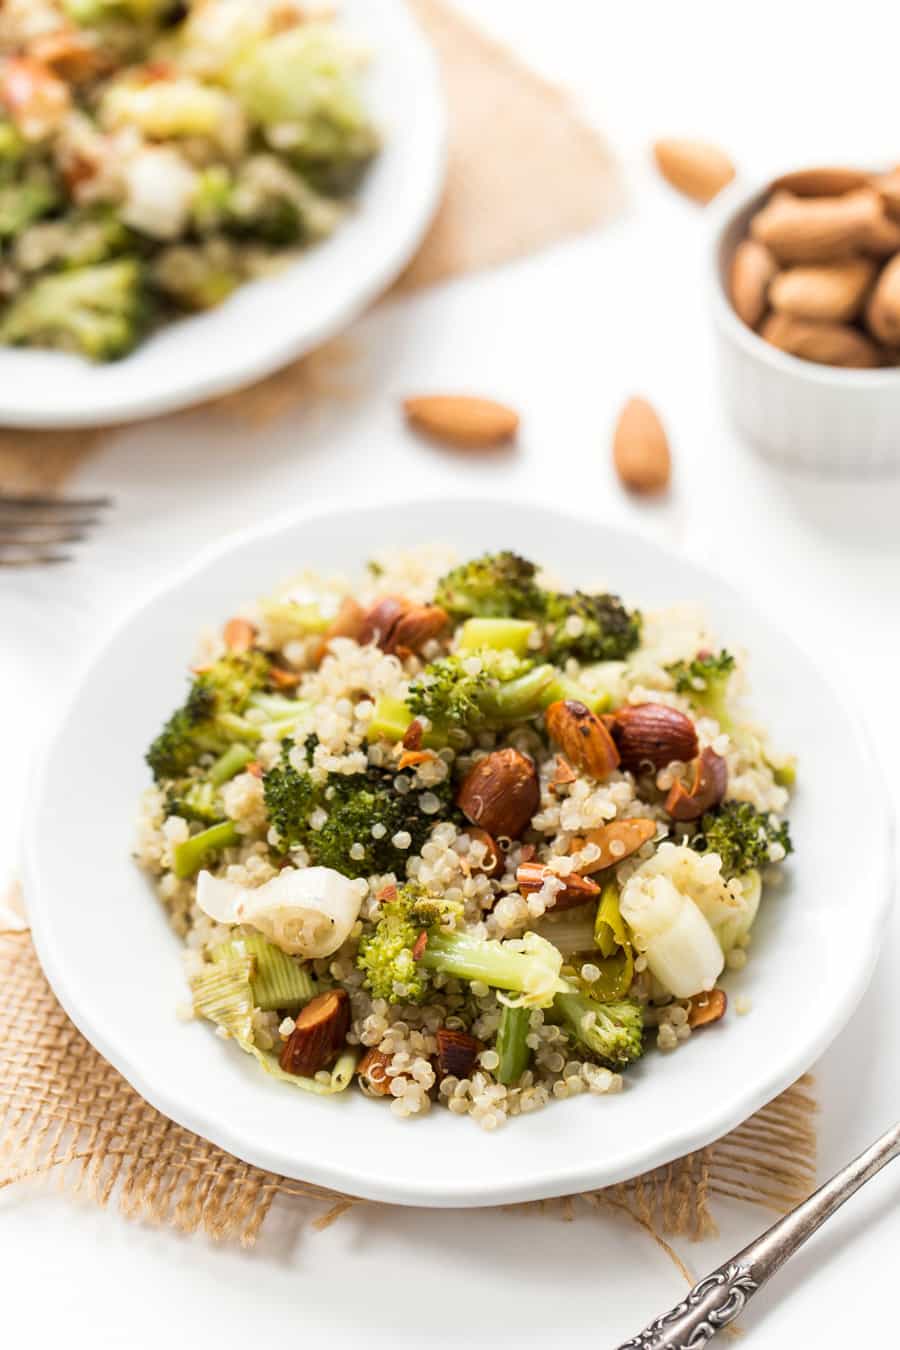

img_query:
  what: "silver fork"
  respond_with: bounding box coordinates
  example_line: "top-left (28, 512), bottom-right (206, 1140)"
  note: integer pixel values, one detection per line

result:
top-left (616, 1116), bottom-right (900, 1347)
top-left (0, 492), bottom-right (111, 567)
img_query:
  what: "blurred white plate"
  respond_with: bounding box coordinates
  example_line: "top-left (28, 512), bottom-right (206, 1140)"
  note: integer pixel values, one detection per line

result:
top-left (23, 498), bottom-right (893, 1206)
top-left (0, 0), bottom-right (445, 427)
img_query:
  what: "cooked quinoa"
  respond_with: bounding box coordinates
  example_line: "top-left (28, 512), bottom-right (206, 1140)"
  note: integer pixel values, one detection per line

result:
top-left (0, 1), bottom-right (377, 360)
top-left (135, 546), bottom-right (795, 1129)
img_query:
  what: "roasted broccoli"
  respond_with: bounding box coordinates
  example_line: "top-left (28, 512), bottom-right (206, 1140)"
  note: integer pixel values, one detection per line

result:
top-left (434, 551), bottom-right (544, 620)
top-left (146, 651), bottom-right (271, 782)
top-left (540, 590), bottom-right (642, 663)
top-left (152, 241), bottom-right (241, 311)
top-left (262, 740), bottom-right (456, 878)
top-left (553, 987), bottom-right (644, 1067)
top-left (163, 743), bottom-right (255, 823)
top-left (668, 649), bottom-right (736, 731)
top-left (0, 170), bottom-right (59, 241)
top-left (690, 800), bottom-right (793, 880)
top-left (406, 651), bottom-right (555, 737)
top-left (0, 259), bottom-right (147, 361)
top-left (357, 885), bottom-right (566, 1006)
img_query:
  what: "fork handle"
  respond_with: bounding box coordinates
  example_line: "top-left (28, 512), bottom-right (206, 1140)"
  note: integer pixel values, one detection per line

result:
top-left (616, 1117), bottom-right (900, 1349)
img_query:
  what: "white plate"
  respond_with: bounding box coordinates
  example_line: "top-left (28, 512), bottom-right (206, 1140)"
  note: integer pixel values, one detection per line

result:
top-left (23, 498), bottom-right (893, 1207)
top-left (0, 0), bottom-right (445, 428)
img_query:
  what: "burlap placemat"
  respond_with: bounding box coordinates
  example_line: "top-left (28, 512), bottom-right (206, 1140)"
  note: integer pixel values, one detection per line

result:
top-left (0, 0), bottom-right (624, 492)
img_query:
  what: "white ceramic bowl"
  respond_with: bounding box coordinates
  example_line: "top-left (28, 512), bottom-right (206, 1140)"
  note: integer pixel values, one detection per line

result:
top-left (0, 0), bottom-right (445, 428)
top-left (23, 497), bottom-right (893, 1207)
top-left (710, 177), bottom-right (900, 474)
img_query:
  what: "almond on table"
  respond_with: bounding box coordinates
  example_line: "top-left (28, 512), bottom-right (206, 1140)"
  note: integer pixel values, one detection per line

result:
top-left (402, 395), bottom-right (520, 448)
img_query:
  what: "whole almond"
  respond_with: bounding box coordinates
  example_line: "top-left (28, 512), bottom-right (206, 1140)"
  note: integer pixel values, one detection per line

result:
top-left (279, 990), bottom-right (350, 1077)
top-left (770, 166), bottom-right (869, 199)
top-left (516, 860), bottom-right (600, 911)
top-left (769, 258), bottom-right (876, 322)
top-left (859, 203), bottom-right (900, 258)
top-left (688, 987), bottom-right (727, 1028)
top-left (403, 395), bottom-right (519, 448)
top-left (315, 595), bottom-right (366, 662)
top-left (613, 397), bottom-right (671, 494)
top-left (435, 1027), bottom-right (481, 1079)
top-left (356, 1047), bottom-right (393, 1096)
top-left (729, 239), bottom-right (777, 328)
top-left (750, 189), bottom-right (880, 264)
top-left (358, 595), bottom-right (411, 649)
top-left (874, 168), bottom-right (900, 222)
top-left (865, 254), bottom-right (900, 346)
top-left (665, 747), bottom-right (728, 821)
top-left (383, 603), bottom-right (449, 656)
top-left (545, 699), bottom-right (620, 780)
top-left (456, 747), bottom-right (539, 838)
top-left (653, 139), bottom-right (735, 204)
top-left (569, 817), bottom-right (658, 874)
top-left (760, 312), bottom-right (881, 368)
top-left (612, 703), bottom-right (699, 771)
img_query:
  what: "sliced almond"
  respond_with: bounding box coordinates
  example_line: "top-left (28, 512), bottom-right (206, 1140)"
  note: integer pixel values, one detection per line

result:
top-left (279, 990), bottom-right (350, 1077)
top-left (653, 138), bottom-right (735, 204)
top-left (315, 596), bottom-right (366, 662)
top-left (223, 617), bottom-right (257, 652)
top-left (665, 748), bottom-right (728, 821)
top-left (612, 703), bottom-right (699, 771)
top-left (357, 1047), bottom-right (393, 1097)
top-left (464, 826), bottom-right (503, 877)
top-left (456, 748), bottom-right (540, 838)
top-left (398, 748), bottom-right (436, 771)
top-left (269, 664), bottom-right (302, 689)
top-left (550, 754), bottom-right (577, 788)
top-left (403, 395), bottom-right (519, 449)
top-left (545, 699), bottom-right (620, 780)
top-left (435, 1027), bottom-right (481, 1078)
top-left (750, 189), bottom-right (881, 264)
top-left (760, 312), bottom-right (882, 368)
top-left (570, 818), bottom-right (658, 874)
top-left (612, 397), bottom-right (671, 494)
top-left (729, 239), bottom-right (777, 329)
top-left (517, 860), bottom-right (600, 912)
top-left (865, 254), bottom-right (900, 346)
top-left (769, 258), bottom-right (876, 322)
top-left (245, 760), bottom-right (263, 779)
top-left (687, 987), bottom-right (727, 1028)
top-left (770, 166), bottom-right (869, 198)
top-left (401, 719), bottom-right (424, 751)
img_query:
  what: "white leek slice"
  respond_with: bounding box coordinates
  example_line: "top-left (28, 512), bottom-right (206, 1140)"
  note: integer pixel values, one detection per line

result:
top-left (196, 866), bottom-right (362, 958)
top-left (620, 845), bottom-right (725, 998)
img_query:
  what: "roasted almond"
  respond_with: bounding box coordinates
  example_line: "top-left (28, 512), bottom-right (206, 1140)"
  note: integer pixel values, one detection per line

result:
top-left (279, 990), bottom-right (350, 1077)
top-left (760, 312), bottom-right (881, 368)
top-left (860, 206), bottom-right (900, 258)
top-left (517, 860), bottom-right (600, 911)
top-left (403, 395), bottom-right (519, 448)
top-left (865, 254), bottom-right (900, 346)
top-left (665, 747), bottom-right (728, 821)
top-left (570, 818), bottom-right (658, 874)
top-left (384, 603), bottom-right (449, 656)
top-left (875, 168), bottom-right (900, 222)
top-left (401, 718), bottom-right (424, 751)
top-left (750, 189), bottom-right (880, 264)
top-left (358, 595), bottom-right (411, 650)
top-left (316, 596), bottom-right (366, 661)
top-left (223, 616), bottom-right (257, 652)
top-left (770, 166), bottom-right (870, 198)
top-left (612, 703), bottom-right (699, 771)
top-left (550, 754), bottom-right (577, 788)
top-left (464, 826), bottom-right (503, 877)
top-left (687, 987), bottom-right (727, 1029)
top-left (435, 1027), bottom-right (481, 1078)
top-left (653, 138), bottom-right (735, 204)
top-left (545, 699), bottom-right (620, 780)
top-left (769, 258), bottom-right (876, 323)
top-left (729, 239), bottom-right (777, 329)
top-left (356, 1047), bottom-right (393, 1096)
top-left (456, 748), bottom-right (540, 838)
top-left (268, 664), bottom-right (302, 689)
top-left (612, 397), bottom-right (671, 494)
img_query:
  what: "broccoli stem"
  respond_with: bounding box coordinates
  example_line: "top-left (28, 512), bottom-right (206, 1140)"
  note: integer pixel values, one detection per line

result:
top-left (172, 820), bottom-right (239, 879)
top-left (495, 1004), bottom-right (532, 1085)
top-left (208, 743), bottom-right (254, 786)
top-left (421, 930), bottom-right (557, 998)
top-left (458, 617), bottom-right (536, 657)
top-left (478, 663), bottom-right (556, 719)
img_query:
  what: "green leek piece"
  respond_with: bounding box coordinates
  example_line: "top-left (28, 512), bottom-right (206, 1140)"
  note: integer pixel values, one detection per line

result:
top-left (260, 598), bottom-right (330, 636)
top-left (458, 618), bottom-right (536, 657)
top-left (478, 663), bottom-right (556, 719)
top-left (368, 694), bottom-right (414, 742)
top-left (214, 933), bottom-right (315, 1011)
top-left (495, 1003), bottom-right (531, 1085)
top-left (591, 882), bottom-right (634, 999)
top-left (208, 742), bottom-right (254, 786)
top-left (771, 757), bottom-right (797, 788)
top-left (191, 954), bottom-right (356, 1094)
top-left (172, 819), bottom-right (239, 879)
top-left (539, 675), bottom-right (611, 714)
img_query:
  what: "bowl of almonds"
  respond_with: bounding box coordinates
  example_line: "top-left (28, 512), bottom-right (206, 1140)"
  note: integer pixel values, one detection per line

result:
top-left (711, 165), bottom-right (900, 471)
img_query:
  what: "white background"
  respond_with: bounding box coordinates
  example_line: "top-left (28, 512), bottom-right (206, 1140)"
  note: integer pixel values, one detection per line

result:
top-left (4, 2), bottom-right (900, 1345)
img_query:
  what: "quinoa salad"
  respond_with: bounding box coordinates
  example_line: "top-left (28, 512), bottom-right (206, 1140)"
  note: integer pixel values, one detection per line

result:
top-left (0, 1), bottom-right (377, 360)
top-left (135, 548), bottom-right (795, 1129)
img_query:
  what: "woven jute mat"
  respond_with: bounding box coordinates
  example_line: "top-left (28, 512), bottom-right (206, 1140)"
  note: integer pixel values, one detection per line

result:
top-left (1, 889), bottom-right (818, 1249)
top-left (0, 0), bottom-right (624, 492)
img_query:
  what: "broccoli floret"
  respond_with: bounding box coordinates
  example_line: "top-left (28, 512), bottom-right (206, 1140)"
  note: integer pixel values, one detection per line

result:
top-left (13, 207), bottom-right (134, 273)
top-left (152, 241), bottom-right (241, 312)
top-left (406, 651), bottom-right (556, 738)
top-left (541, 590), bottom-right (642, 663)
top-left (0, 121), bottom-right (26, 184)
top-left (434, 551), bottom-right (544, 620)
top-left (553, 988), bottom-right (644, 1067)
top-left (0, 169), bottom-right (58, 240)
top-left (165, 778), bottom-right (221, 824)
top-left (146, 651), bottom-right (271, 782)
top-left (262, 741), bottom-right (456, 878)
top-left (0, 259), bottom-right (147, 361)
top-left (668, 649), bottom-right (736, 730)
top-left (357, 888), bottom-right (566, 1006)
top-left (690, 800), bottom-right (793, 880)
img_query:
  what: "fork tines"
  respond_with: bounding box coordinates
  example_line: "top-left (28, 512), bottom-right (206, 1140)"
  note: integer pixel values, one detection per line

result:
top-left (0, 492), bottom-right (111, 567)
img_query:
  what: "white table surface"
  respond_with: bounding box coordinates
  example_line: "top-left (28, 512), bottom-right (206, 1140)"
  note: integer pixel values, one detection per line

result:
top-left (4, 3), bottom-right (900, 1345)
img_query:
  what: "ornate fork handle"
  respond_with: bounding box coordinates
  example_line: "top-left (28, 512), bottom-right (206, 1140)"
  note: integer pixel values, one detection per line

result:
top-left (616, 1117), bottom-right (900, 1349)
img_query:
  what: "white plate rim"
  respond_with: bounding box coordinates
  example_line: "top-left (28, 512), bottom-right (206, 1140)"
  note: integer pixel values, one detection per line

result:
top-left (22, 494), bottom-right (896, 1206)
top-left (0, 0), bottom-right (446, 428)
